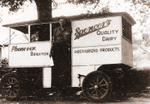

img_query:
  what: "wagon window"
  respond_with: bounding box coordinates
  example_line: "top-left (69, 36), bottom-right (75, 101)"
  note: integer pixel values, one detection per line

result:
top-left (122, 18), bottom-right (132, 43)
top-left (30, 24), bottom-right (50, 42)
top-left (10, 26), bottom-right (30, 44)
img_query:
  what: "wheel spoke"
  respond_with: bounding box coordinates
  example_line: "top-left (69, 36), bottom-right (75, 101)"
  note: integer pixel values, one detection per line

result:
top-left (98, 89), bottom-right (103, 96)
top-left (89, 82), bottom-right (95, 87)
top-left (101, 87), bottom-right (107, 92)
top-left (99, 83), bottom-right (108, 87)
top-left (97, 87), bottom-right (108, 98)
top-left (11, 90), bottom-right (17, 97)
top-left (90, 89), bottom-right (97, 95)
top-left (7, 88), bottom-right (17, 98)
top-left (98, 78), bottom-right (105, 85)
top-left (8, 89), bottom-right (13, 97)
top-left (14, 83), bottom-right (19, 87)
top-left (90, 89), bottom-right (99, 98)
top-left (96, 76), bottom-right (100, 84)
top-left (8, 78), bottom-right (13, 84)
top-left (88, 86), bottom-right (95, 90)
top-left (4, 81), bottom-right (10, 86)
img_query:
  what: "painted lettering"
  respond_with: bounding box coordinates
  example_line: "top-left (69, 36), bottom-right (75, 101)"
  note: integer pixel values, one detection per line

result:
top-left (74, 19), bottom-right (111, 40)
top-left (99, 47), bottom-right (120, 52)
top-left (11, 46), bottom-right (36, 52)
top-left (102, 36), bottom-right (117, 41)
top-left (97, 30), bottom-right (119, 35)
top-left (74, 49), bottom-right (98, 53)
top-left (30, 52), bottom-right (49, 56)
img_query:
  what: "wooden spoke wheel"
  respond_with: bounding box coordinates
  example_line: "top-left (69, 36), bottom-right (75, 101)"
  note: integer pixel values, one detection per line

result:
top-left (1, 75), bottom-right (20, 100)
top-left (82, 71), bottom-right (112, 101)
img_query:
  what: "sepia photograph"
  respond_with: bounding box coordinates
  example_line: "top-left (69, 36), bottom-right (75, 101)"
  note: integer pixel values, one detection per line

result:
top-left (0, 0), bottom-right (150, 104)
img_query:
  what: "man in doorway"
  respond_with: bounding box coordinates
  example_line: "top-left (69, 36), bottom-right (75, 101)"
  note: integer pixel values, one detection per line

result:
top-left (51, 18), bottom-right (72, 96)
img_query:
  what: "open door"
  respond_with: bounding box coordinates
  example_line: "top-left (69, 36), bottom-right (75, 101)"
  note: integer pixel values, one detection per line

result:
top-left (51, 19), bottom-right (72, 89)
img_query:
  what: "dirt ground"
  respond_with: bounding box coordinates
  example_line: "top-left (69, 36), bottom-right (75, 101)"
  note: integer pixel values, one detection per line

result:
top-left (0, 87), bottom-right (150, 104)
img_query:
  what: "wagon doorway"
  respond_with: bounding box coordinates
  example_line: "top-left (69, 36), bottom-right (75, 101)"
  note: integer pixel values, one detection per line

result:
top-left (51, 19), bottom-right (72, 89)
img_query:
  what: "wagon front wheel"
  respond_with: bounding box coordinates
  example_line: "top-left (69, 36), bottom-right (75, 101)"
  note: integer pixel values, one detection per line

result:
top-left (82, 71), bottom-right (112, 101)
top-left (1, 75), bottom-right (20, 100)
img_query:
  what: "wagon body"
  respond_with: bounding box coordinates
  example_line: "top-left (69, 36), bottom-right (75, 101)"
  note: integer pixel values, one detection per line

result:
top-left (1, 12), bottom-right (135, 101)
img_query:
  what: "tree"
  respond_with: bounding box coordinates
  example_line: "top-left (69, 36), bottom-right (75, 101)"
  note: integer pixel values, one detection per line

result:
top-left (0, 0), bottom-right (108, 21)
top-left (0, 0), bottom-right (52, 21)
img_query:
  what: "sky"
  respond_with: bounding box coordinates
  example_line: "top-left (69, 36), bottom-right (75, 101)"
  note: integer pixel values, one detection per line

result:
top-left (0, 1), bottom-right (37, 44)
top-left (0, 0), bottom-right (150, 68)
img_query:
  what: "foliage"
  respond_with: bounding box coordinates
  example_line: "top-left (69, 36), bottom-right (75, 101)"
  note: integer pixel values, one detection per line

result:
top-left (67, 0), bottom-right (99, 4)
top-left (132, 0), bottom-right (150, 7)
top-left (1, 58), bottom-right (8, 67)
top-left (0, 0), bottom-right (149, 12)
top-left (0, 0), bottom-right (32, 11)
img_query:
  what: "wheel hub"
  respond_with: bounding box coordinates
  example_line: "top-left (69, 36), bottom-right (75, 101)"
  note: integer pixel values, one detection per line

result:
top-left (94, 85), bottom-right (98, 89)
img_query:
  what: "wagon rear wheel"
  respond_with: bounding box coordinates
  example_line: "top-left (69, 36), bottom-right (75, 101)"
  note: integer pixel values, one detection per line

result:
top-left (1, 75), bottom-right (20, 100)
top-left (82, 71), bottom-right (112, 101)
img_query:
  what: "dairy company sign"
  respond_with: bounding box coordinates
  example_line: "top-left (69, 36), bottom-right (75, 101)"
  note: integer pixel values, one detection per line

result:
top-left (72, 16), bottom-right (123, 65)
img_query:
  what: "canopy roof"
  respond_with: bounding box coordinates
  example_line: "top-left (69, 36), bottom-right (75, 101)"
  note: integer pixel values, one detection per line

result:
top-left (3, 12), bottom-right (135, 28)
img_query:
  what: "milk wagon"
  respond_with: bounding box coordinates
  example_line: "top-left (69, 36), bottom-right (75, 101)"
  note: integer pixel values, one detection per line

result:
top-left (1, 12), bottom-right (135, 101)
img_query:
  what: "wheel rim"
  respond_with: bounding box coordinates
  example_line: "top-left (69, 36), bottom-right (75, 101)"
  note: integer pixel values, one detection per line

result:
top-left (84, 73), bottom-right (111, 100)
top-left (2, 76), bottom-right (20, 99)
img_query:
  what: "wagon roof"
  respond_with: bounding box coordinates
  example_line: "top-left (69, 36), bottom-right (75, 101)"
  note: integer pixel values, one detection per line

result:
top-left (3, 12), bottom-right (135, 28)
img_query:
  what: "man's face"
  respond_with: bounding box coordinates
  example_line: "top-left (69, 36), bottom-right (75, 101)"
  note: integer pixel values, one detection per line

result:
top-left (59, 19), bottom-right (64, 24)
